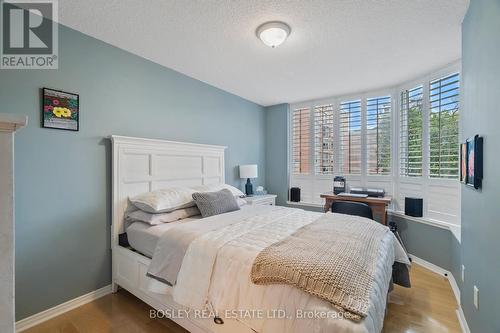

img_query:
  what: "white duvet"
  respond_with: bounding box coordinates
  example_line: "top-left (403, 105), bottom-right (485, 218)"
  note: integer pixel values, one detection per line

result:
top-left (154, 206), bottom-right (409, 333)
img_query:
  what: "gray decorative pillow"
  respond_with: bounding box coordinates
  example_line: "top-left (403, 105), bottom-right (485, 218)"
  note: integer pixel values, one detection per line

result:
top-left (192, 189), bottom-right (240, 218)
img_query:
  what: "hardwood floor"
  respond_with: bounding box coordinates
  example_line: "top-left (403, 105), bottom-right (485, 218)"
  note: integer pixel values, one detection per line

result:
top-left (383, 264), bottom-right (461, 333)
top-left (24, 263), bottom-right (461, 333)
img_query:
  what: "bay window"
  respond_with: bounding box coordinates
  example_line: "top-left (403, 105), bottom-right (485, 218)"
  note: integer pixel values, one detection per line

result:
top-left (288, 65), bottom-right (461, 225)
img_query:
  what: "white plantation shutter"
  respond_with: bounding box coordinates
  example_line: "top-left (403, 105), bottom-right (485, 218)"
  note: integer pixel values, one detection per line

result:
top-left (288, 66), bottom-right (460, 224)
top-left (366, 96), bottom-right (391, 175)
top-left (291, 107), bottom-right (311, 175)
top-left (339, 100), bottom-right (361, 174)
top-left (429, 73), bottom-right (460, 179)
top-left (314, 104), bottom-right (334, 175)
top-left (400, 86), bottom-right (423, 177)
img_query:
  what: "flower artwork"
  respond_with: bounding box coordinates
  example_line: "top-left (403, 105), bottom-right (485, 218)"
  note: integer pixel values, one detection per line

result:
top-left (467, 140), bottom-right (475, 182)
top-left (42, 88), bottom-right (79, 131)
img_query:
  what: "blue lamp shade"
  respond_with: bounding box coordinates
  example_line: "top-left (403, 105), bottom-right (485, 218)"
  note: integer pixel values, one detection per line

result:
top-left (239, 165), bottom-right (258, 196)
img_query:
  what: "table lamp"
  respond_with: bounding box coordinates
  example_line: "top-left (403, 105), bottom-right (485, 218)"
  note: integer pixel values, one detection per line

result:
top-left (239, 164), bottom-right (258, 196)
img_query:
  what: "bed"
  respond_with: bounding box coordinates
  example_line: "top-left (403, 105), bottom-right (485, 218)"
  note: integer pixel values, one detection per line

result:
top-left (111, 135), bottom-right (409, 333)
top-left (126, 216), bottom-right (202, 258)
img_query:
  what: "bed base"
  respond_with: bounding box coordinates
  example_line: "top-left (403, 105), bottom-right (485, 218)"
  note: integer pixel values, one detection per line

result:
top-left (113, 245), bottom-right (254, 333)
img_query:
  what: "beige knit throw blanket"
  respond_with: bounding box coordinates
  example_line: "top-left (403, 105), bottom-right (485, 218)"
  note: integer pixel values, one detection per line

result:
top-left (251, 213), bottom-right (390, 321)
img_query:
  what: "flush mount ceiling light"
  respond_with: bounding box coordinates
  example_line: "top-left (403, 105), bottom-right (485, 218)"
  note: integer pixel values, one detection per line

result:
top-left (256, 21), bottom-right (291, 48)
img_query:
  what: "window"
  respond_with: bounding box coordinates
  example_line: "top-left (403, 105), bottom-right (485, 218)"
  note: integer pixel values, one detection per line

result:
top-left (291, 107), bottom-right (311, 175)
top-left (288, 65), bottom-right (461, 224)
top-left (366, 96), bottom-right (391, 175)
top-left (339, 100), bottom-right (361, 174)
top-left (314, 104), bottom-right (334, 175)
top-left (429, 73), bottom-right (460, 178)
top-left (400, 86), bottom-right (423, 177)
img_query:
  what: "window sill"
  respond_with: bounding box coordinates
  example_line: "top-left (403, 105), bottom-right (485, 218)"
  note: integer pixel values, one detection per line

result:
top-left (286, 201), bottom-right (324, 209)
top-left (284, 202), bottom-right (461, 243)
top-left (388, 210), bottom-right (461, 243)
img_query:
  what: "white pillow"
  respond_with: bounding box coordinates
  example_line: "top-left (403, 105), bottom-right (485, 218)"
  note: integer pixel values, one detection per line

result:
top-left (191, 183), bottom-right (245, 197)
top-left (129, 184), bottom-right (244, 214)
top-left (129, 187), bottom-right (196, 213)
top-left (126, 206), bottom-right (200, 225)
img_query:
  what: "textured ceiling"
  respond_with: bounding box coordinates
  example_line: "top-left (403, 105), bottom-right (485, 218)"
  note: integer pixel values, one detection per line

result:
top-left (57, 0), bottom-right (469, 106)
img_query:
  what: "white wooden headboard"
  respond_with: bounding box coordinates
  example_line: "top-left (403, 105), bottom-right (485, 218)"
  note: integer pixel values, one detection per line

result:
top-left (111, 135), bottom-right (227, 244)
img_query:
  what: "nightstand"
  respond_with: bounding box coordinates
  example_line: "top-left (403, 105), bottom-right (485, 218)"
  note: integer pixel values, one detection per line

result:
top-left (243, 194), bottom-right (277, 206)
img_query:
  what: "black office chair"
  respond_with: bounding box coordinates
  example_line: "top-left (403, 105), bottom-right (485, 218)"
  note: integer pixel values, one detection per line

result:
top-left (331, 201), bottom-right (373, 220)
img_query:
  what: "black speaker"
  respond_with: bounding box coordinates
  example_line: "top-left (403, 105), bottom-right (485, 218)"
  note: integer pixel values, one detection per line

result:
top-left (290, 187), bottom-right (301, 202)
top-left (405, 197), bottom-right (423, 217)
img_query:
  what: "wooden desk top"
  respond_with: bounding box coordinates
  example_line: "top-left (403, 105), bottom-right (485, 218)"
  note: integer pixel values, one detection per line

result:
top-left (320, 192), bottom-right (392, 205)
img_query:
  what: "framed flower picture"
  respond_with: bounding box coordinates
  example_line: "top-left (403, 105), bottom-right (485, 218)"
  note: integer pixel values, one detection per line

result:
top-left (42, 88), bottom-right (79, 131)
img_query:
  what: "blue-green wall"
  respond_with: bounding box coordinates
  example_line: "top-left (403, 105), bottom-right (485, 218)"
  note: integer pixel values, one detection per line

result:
top-left (450, 235), bottom-right (462, 293)
top-left (461, 0), bottom-right (500, 332)
top-left (390, 215), bottom-right (461, 287)
top-left (265, 103), bottom-right (289, 205)
top-left (1, 24), bottom-right (266, 320)
top-left (391, 216), bottom-right (452, 268)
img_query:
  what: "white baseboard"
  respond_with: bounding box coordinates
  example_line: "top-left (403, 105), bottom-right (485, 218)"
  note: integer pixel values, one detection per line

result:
top-left (457, 307), bottom-right (471, 333)
top-left (15, 285), bottom-right (112, 332)
top-left (409, 254), bottom-right (469, 333)
top-left (447, 272), bottom-right (461, 306)
top-left (408, 254), bottom-right (449, 277)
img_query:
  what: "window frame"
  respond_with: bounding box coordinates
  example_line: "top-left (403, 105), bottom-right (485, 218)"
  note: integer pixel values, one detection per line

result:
top-left (291, 107), bottom-right (312, 175)
top-left (428, 73), bottom-right (461, 179)
top-left (400, 85), bottom-right (424, 177)
top-left (313, 103), bottom-right (335, 176)
top-left (339, 98), bottom-right (363, 176)
top-left (366, 94), bottom-right (392, 176)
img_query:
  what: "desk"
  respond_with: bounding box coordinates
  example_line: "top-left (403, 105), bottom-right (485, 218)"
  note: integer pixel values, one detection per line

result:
top-left (320, 192), bottom-right (392, 225)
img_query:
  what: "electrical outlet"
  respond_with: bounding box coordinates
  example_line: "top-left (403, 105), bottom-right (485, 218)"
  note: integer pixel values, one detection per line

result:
top-left (461, 265), bottom-right (465, 282)
top-left (473, 285), bottom-right (479, 309)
